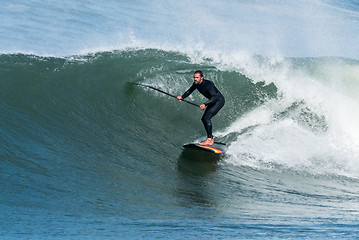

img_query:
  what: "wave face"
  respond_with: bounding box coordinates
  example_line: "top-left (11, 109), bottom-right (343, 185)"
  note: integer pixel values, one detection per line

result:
top-left (1, 0), bottom-right (359, 239)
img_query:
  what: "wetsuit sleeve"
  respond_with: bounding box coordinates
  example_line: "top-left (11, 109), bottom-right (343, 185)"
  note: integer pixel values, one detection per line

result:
top-left (203, 84), bottom-right (220, 106)
top-left (181, 83), bottom-right (196, 99)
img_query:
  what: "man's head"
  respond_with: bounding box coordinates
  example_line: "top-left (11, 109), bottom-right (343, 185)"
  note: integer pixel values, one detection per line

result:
top-left (194, 70), bottom-right (204, 84)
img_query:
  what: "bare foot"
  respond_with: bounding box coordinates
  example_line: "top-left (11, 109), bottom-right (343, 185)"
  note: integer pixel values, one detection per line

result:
top-left (199, 138), bottom-right (214, 146)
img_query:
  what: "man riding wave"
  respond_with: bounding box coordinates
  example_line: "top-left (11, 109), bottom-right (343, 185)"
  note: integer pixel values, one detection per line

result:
top-left (177, 70), bottom-right (225, 146)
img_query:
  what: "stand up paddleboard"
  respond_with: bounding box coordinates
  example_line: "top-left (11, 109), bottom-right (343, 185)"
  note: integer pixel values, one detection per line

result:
top-left (183, 142), bottom-right (226, 154)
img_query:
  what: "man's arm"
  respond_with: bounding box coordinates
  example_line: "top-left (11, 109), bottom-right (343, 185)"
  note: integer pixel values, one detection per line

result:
top-left (177, 83), bottom-right (196, 101)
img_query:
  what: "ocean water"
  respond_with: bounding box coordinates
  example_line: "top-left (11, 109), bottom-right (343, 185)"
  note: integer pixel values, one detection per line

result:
top-left (1, 0), bottom-right (359, 239)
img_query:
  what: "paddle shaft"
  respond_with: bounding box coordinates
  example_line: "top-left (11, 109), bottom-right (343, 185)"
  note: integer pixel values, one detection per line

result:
top-left (133, 83), bottom-right (200, 108)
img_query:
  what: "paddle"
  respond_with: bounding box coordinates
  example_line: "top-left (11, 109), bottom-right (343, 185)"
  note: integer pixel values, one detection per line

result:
top-left (133, 83), bottom-right (200, 108)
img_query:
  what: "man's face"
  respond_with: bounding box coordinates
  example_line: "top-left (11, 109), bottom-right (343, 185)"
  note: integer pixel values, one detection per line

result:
top-left (194, 73), bottom-right (203, 84)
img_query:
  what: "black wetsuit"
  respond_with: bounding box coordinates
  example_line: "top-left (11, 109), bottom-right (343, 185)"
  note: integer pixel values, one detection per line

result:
top-left (181, 79), bottom-right (225, 139)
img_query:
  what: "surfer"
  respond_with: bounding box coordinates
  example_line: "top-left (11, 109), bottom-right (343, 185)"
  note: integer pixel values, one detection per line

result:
top-left (177, 70), bottom-right (225, 146)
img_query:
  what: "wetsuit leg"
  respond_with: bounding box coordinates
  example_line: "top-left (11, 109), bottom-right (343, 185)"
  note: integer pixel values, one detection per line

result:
top-left (201, 98), bottom-right (225, 138)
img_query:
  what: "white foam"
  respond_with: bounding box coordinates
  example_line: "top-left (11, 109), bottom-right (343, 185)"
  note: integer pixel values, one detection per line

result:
top-left (214, 55), bottom-right (359, 178)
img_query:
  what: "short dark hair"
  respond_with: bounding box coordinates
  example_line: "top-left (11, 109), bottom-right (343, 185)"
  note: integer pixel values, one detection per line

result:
top-left (194, 70), bottom-right (203, 77)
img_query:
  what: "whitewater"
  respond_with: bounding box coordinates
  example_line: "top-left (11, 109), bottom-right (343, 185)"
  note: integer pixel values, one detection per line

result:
top-left (1, 0), bottom-right (359, 239)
